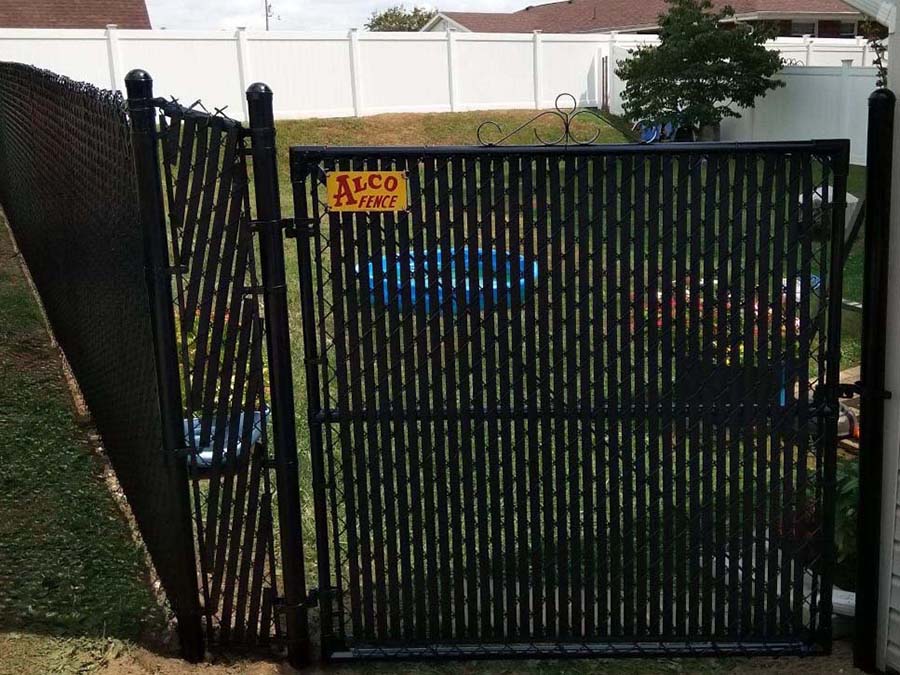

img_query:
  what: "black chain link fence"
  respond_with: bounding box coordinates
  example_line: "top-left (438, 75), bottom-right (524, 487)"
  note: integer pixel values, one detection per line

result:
top-left (0, 62), bottom-right (201, 641)
top-left (291, 143), bottom-right (848, 659)
top-left (0, 59), bottom-right (856, 666)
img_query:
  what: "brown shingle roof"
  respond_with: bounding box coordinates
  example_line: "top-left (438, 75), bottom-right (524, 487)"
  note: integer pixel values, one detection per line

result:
top-left (0, 0), bottom-right (151, 29)
top-left (442, 0), bottom-right (859, 33)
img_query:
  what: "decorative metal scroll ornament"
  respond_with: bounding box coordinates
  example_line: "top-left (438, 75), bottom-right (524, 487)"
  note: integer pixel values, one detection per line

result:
top-left (477, 92), bottom-right (619, 147)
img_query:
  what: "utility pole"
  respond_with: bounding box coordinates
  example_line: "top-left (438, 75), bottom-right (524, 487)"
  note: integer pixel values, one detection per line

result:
top-left (264, 0), bottom-right (272, 31)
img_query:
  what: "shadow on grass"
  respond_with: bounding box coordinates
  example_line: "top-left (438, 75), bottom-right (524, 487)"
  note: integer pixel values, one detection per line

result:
top-left (0, 224), bottom-right (171, 654)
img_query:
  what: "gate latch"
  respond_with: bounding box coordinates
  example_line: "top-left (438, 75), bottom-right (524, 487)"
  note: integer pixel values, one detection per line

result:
top-left (301, 586), bottom-right (336, 608)
top-left (838, 380), bottom-right (892, 400)
top-left (274, 587), bottom-right (336, 613)
top-left (249, 217), bottom-right (301, 238)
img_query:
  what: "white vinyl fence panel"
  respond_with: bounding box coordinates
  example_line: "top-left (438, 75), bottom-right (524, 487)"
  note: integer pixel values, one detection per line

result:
top-left (719, 63), bottom-right (878, 166)
top-left (0, 27), bottom-right (882, 162)
top-left (539, 35), bottom-right (609, 107)
top-left (357, 33), bottom-right (451, 114)
top-left (118, 32), bottom-right (245, 118)
top-left (250, 34), bottom-right (356, 119)
top-left (454, 34), bottom-right (535, 111)
top-left (0, 29), bottom-right (110, 86)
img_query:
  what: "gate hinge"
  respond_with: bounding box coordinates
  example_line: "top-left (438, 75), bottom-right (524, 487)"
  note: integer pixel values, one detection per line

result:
top-left (273, 587), bottom-right (335, 613)
top-left (302, 586), bottom-right (337, 607)
top-left (839, 380), bottom-right (892, 401)
top-left (163, 263), bottom-right (188, 276)
top-left (171, 446), bottom-right (196, 460)
top-left (243, 283), bottom-right (286, 297)
top-left (287, 217), bottom-right (316, 239)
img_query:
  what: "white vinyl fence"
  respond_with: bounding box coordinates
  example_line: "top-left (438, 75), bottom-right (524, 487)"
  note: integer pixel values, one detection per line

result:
top-left (720, 63), bottom-right (877, 166)
top-left (0, 27), bottom-right (881, 163)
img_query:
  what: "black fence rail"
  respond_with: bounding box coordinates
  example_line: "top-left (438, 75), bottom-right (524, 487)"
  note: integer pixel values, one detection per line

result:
top-left (0, 63), bottom-right (203, 655)
top-left (290, 142), bottom-right (848, 659)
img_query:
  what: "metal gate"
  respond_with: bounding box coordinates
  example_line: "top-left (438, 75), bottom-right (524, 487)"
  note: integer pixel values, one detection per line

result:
top-left (290, 139), bottom-right (849, 659)
top-left (126, 74), bottom-right (309, 662)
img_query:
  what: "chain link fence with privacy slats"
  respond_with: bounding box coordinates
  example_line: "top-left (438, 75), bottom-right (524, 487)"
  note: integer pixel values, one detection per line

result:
top-left (291, 143), bottom-right (848, 659)
top-left (0, 62), bottom-right (203, 645)
top-left (0, 60), bottom-right (857, 666)
top-left (151, 95), bottom-right (283, 652)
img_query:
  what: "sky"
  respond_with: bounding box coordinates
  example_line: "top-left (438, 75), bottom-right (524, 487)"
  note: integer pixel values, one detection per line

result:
top-left (146, 0), bottom-right (525, 31)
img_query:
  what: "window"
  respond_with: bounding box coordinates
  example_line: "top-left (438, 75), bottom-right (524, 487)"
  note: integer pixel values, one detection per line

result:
top-left (818, 20), bottom-right (857, 38)
top-left (759, 20), bottom-right (792, 37)
top-left (839, 21), bottom-right (858, 37)
top-left (789, 20), bottom-right (816, 36)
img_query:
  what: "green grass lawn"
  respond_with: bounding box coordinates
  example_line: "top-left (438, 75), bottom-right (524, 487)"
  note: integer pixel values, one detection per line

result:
top-left (274, 109), bottom-right (630, 205)
top-left (0, 222), bottom-right (166, 668)
top-left (841, 165), bottom-right (867, 365)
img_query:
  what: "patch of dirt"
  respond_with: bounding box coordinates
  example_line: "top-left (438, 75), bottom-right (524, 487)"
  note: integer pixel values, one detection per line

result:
top-left (0, 633), bottom-right (291, 675)
top-left (0, 631), bottom-right (862, 675)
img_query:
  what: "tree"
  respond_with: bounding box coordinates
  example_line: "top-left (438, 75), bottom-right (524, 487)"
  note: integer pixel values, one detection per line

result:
top-left (365, 5), bottom-right (436, 31)
top-left (616, 0), bottom-right (784, 134)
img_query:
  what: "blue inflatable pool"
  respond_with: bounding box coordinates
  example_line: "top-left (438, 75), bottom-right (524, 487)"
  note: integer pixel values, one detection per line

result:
top-left (361, 246), bottom-right (539, 313)
top-left (183, 409), bottom-right (264, 470)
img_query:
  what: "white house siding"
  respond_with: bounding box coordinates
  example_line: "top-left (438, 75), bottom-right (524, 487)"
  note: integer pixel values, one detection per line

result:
top-left (887, 504), bottom-right (900, 667)
top-left (879, 16), bottom-right (900, 674)
top-left (425, 17), bottom-right (457, 32)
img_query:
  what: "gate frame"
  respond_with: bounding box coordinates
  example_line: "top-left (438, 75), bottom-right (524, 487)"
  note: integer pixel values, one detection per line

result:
top-left (128, 73), bottom-right (311, 666)
top-left (245, 82), bottom-right (311, 669)
top-left (289, 138), bottom-right (850, 662)
top-left (855, 88), bottom-right (896, 673)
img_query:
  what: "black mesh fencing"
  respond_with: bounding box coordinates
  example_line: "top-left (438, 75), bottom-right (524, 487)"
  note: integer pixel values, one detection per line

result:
top-left (0, 63), bottom-right (201, 640)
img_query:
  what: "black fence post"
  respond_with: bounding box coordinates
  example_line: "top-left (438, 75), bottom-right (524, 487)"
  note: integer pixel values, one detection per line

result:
top-left (125, 69), bottom-right (205, 663)
top-left (855, 87), bottom-right (895, 673)
top-left (246, 82), bottom-right (311, 668)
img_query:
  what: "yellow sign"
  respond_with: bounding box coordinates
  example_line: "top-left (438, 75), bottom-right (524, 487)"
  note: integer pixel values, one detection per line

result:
top-left (326, 171), bottom-right (407, 212)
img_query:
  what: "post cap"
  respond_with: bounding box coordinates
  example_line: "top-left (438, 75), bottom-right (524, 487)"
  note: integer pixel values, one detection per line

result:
top-left (125, 69), bottom-right (152, 83)
top-left (870, 88), bottom-right (897, 105)
top-left (247, 82), bottom-right (272, 96)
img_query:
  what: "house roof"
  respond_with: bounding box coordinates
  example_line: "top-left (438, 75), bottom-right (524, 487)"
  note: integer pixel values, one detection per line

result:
top-left (435, 0), bottom-right (861, 33)
top-left (0, 0), bottom-right (151, 29)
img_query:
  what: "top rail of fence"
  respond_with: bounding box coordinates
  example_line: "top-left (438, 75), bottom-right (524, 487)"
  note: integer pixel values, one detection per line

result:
top-left (290, 139), bottom-right (851, 161)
